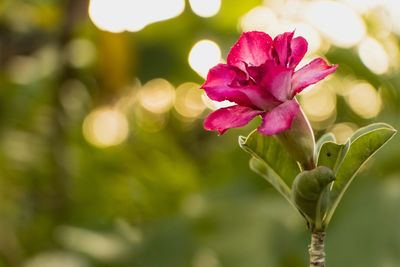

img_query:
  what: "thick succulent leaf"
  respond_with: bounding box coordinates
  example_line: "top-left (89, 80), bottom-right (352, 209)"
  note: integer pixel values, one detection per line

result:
top-left (315, 132), bottom-right (336, 160)
top-left (324, 123), bottom-right (397, 225)
top-left (317, 141), bottom-right (350, 173)
top-left (239, 130), bottom-right (301, 188)
top-left (249, 157), bottom-right (291, 201)
top-left (292, 166), bottom-right (335, 230)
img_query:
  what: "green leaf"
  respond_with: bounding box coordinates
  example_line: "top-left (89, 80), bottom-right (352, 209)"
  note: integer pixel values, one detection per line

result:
top-left (349, 122), bottom-right (394, 143)
top-left (317, 141), bottom-right (350, 173)
top-left (324, 123), bottom-right (397, 225)
top-left (315, 132), bottom-right (336, 160)
top-left (249, 157), bottom-right (291, 201)
top-left (239, 130), bottom-right (301, 188)
top-left (291, 166), bottom-right (335, 230)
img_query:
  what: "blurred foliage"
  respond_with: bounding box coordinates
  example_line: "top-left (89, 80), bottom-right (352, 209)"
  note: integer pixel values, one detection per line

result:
top-left (0, 0), bottom-right (399, 267)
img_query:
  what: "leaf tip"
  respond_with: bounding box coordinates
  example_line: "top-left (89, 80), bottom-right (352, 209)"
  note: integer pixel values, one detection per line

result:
top-left (238, 135), bottom-right (247, 147)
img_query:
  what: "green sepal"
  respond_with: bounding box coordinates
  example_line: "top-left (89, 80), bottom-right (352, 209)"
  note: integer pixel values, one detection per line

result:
top-left (275, 108), bottom-right (316, 170)
top-left (291, 166), bottom-right (335, 231)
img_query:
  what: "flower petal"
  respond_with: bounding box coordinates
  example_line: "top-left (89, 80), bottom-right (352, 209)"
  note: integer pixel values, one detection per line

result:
top-left (260, 61), bottom-right (293, 102)
top-left (204, 105), bottom-right (263, 135)
top-left (202, 64), bottom-right (280, 110)
top-left (291, 58), bottom-right (337, 96)
top-left (227, 31), bottom-right (273, 71)
top-left (273, 31), bottom-right (294, 67)
top-left (289, 36), bottom-right (308, 68)
top-left (258, 99), bottom-right (300, 135)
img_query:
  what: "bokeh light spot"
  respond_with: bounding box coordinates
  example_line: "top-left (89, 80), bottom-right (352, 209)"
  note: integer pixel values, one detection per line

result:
top-left (65, 39), bottom-right (96, 68)
top-left (88, 0), bottom-right (125, 33)
top-left (55, 226), bottom-right (129, 262)
top-left (329, 123), bottom-right (357, 144)
top-left (240, 6), bottom-right (278, 33)
top-left (36, 45), bottom-right (60, 78)
top-left (83, 107), bottom-right (129, 148)
top-left (305, 0), bottom-right (366, 47)
top-left (7, 56), bottom-right (39, 84)
top-left (138, 79), bottom-right (175, 114)
top-left (300, 86), bottom-right (336, 123)
top-left (346, 82), bottom-right (382, 119)
top-left (340, 0), bottom-right (381, 14)
top-left (358, 37), bottom-right (389, 75)
top-left (59, 80), bottom-right (90, 117)
top-left (189, 0), bottom-right (221, 18)
top-left (189, 40), bottom-right (221, 78)
top-left (291, 23), bottom-right (322, 54)
top-left (88, 0), bottom-right (185, 33)
top-left (175, 82), bottom-right (206, 118)
top-left (383, 0), bottom-right (400, 35)
top-left (22, 251), bottom-right (88, 267)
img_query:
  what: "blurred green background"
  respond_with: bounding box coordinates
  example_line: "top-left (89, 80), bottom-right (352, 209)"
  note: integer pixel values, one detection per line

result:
top-left (0, 0), bottom-right (399, 266)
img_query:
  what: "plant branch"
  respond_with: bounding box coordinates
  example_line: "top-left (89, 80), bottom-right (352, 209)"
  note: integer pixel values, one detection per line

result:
top-left (309, 231), bottom-right (326, 267)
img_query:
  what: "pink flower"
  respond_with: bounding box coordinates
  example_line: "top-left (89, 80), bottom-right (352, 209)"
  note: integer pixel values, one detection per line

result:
top-left (201, 31), bottom-right (337, 135)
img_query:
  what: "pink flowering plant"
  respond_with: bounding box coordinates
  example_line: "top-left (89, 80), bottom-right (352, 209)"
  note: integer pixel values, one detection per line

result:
top-left (200, 31), bottom-right (396, 267)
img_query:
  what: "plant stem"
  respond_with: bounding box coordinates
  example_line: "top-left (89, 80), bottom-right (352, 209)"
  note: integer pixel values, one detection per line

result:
top-left (309, 231), bottom-right (326, 267)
